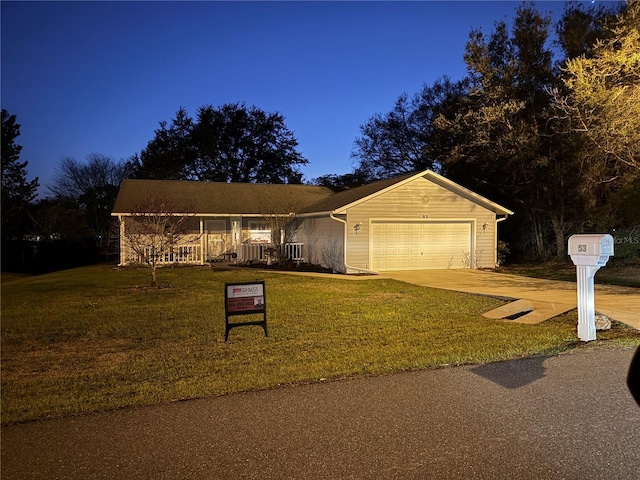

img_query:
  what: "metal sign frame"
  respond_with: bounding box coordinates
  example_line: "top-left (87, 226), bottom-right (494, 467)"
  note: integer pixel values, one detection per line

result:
top-left (224, 281), bottom-right (268, 341)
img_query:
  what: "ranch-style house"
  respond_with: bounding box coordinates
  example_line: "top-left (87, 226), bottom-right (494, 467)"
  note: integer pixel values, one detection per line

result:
top-left (111, 169), bottom-right (514, 273)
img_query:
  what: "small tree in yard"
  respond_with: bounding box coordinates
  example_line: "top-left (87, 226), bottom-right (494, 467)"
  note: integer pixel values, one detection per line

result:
top-left (122, 196), bottom-right (196, 287)
top-left (261, 211), bottom-right (301, 265)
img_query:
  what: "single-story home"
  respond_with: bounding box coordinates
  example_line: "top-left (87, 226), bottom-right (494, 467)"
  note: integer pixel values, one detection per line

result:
top-left (111, 169), bottom-right (513, 273)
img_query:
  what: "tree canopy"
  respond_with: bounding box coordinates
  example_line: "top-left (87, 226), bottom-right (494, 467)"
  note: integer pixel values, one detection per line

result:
top-left (48, 153), bottom-right (132, 247)
top-left (351, 77), bottom-right (467, 180)
top-left (551, 0), bottom-right (640, 178)
top-left (349, 1), bottom-right (639, 261)
top-left (132, 103), bottom-right (308, 184)
top-left (1, 109), bottom-right (39, 241)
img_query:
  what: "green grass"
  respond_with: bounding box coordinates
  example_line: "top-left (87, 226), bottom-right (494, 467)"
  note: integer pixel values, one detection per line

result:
top-left (498, 261), bottom-right (640, 287)
top-left (2, 264), bottom-right (639, 424)
top-left (1, 272), bottom-right (31, 283)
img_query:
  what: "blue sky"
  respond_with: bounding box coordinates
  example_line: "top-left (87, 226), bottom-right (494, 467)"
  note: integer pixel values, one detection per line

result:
top-left (2, 1), bottom-right (579, 195)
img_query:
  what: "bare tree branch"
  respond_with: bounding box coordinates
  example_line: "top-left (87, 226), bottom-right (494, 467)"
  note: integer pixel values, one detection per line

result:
top-left (121, 196), bottom-right (198, 287)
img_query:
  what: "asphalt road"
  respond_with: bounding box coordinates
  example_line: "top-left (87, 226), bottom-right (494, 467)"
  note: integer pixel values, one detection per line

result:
top-left (2, 347), bottom-right (639, 480)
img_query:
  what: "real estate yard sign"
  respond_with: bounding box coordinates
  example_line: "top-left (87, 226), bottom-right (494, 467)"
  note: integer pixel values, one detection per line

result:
top-left (224, 281), bottom-right (268, 341)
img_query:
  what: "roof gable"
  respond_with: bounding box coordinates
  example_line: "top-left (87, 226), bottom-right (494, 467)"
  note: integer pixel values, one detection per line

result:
top-left (302, 170), bottom-right (513, 216)
top-left (298, 173), bottom-right (416, 214)
top-left (421, 171), bottom-right (514, 215)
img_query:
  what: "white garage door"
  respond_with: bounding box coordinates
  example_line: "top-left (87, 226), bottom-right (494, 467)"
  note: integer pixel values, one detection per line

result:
top-left (371, 221), bottom-right (472, 271)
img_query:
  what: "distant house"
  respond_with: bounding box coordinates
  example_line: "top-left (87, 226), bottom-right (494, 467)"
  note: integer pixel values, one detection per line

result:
top-left (111, 170), bottom-right (513, 273)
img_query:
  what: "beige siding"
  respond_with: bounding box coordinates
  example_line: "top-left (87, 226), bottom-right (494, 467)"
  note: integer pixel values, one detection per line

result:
top-left (298, 217), bottom-right (345, 272)
top-left (345, 176), bottom-right (498, 270)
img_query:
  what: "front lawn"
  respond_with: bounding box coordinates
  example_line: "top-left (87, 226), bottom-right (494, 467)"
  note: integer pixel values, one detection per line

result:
top-left (498, 261), bottom-right (640, 287)
top-left (2, 264), bottom-right (639, 424)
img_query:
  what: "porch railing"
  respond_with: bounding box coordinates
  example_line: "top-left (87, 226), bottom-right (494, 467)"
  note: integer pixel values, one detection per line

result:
top-left (128, 244), bottom-right (202, 265)
top-left (240, 243), bottom-right (304, 262)
top-left (125, 242), bottom-right (304, 265)
top-left (284, 242), bottom-right (304, 261)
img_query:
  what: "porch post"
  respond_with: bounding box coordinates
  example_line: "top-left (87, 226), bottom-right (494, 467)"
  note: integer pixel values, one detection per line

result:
top-left (118, 215), bottom-right (125, 266)
top-left (237, 216), bottom-right (243, 261)
top-left (199, 218), bottom-right (204, 265)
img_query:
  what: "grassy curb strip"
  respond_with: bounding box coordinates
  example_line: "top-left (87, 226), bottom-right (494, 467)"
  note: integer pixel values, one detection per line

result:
top-left (2, 265), bottom-right (639, 424)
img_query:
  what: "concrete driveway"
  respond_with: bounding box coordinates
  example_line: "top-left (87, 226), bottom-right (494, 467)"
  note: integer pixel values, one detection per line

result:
top-left (382, 269), bottom-right (640, 330)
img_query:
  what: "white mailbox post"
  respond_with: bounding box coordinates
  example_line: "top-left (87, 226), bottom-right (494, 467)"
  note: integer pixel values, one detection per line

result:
top-left (568, 234), bottom-right (614, 342)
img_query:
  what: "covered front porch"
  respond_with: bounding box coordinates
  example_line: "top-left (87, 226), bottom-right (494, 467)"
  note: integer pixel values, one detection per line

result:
top-left (119, 215), bottom-right (305, 266)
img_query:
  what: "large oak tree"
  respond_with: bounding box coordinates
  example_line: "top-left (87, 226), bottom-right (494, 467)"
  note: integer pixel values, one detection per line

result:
top-left (132, 103), bottom-right (308, 184)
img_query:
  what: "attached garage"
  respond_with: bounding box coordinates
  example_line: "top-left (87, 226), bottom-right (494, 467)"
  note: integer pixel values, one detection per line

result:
top-left (371, 221), bottom-right (473, 271)
top-left (297, 170), bottom-right (513, 273)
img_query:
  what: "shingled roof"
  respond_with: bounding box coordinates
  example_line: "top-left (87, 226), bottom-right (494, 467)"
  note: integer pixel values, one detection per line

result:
top-left (112, 179), bottom-right (335, 215)
top-left (112, 171), bottom-right (513, 217)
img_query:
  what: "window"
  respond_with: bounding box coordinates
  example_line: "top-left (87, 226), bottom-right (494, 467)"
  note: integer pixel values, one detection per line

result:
top-left (248, 221), bottom-right (271, 244)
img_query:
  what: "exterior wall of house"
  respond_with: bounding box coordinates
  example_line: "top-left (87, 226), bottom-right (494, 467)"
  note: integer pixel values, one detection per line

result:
top-left (297, 216), bottom-right (346, 272)
top-left (343, 176), bottom-right (499, 270)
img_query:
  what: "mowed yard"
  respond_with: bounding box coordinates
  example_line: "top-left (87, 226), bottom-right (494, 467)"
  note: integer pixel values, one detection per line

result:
top-left (2, 264), bottom-right (639, 424)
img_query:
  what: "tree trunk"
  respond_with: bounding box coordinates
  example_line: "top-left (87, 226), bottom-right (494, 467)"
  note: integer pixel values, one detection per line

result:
top-left (531, 215), bottom-right (546, 261)
top-left (151, 263), bottom-right (157, 287)
top-left (550, 214), bottom-right (567, 261)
